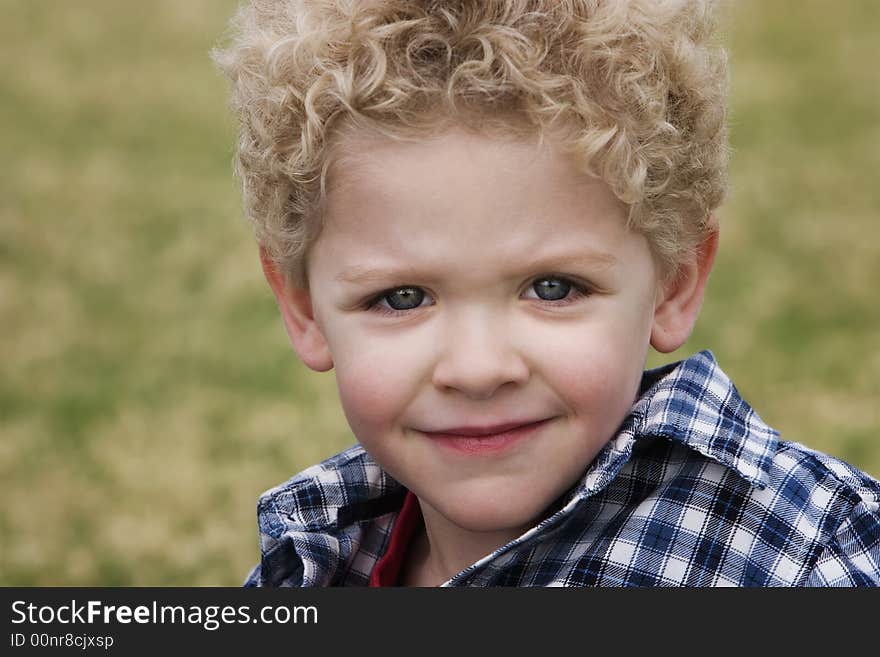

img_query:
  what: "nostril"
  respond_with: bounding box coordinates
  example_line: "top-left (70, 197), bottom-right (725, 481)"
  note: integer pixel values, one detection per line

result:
top-left (431, 351), bottom-right (529, 399)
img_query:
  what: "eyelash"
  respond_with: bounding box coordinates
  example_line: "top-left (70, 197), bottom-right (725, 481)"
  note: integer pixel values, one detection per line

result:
top-left (364, 275), bottom-right (592, 317)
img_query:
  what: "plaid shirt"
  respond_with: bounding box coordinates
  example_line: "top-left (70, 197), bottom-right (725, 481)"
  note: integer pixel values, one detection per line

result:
top-left (245, 351), bottom-right (880, 587)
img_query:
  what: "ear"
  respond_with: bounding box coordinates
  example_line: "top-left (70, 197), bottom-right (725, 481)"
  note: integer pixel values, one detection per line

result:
top-left (650, 219), bottom-right (719, 353)
top-left (259, 247), bottom-right (334, 372)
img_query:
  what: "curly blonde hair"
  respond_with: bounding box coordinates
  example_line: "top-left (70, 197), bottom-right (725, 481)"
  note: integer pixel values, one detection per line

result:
top-left (214, 0), bottom-right (728, 287)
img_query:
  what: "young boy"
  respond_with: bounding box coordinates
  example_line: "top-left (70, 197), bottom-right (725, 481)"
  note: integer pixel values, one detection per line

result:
top-left (214, 0), bottom-right (880, 586)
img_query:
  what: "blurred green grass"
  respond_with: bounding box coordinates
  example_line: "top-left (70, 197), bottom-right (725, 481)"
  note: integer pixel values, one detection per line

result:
top-left (1, 0), bottom-right (878, 585)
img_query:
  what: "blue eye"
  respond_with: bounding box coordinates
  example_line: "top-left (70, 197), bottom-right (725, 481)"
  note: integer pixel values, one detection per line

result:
top-left (531, 277), bottom-right (572, 301)
top-left (384, 287), bottom-right (425, 310)
top-left (525, 276), bottom-right (589, 304)
top-left (366, 276), bottom-right (589, 317)
top-left (368, 286), bottom-right (432, 315)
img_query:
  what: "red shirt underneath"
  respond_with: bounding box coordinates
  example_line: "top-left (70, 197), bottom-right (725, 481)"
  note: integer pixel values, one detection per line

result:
top-left (369, 491), bottom-right (422, 587)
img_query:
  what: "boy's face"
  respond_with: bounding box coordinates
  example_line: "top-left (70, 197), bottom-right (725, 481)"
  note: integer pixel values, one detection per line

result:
top-left (273, 127), bottom-right (698, 544)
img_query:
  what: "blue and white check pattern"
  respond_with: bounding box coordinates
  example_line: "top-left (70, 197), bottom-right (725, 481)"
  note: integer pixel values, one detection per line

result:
top-left (245, 351), bottom-right (880, 587)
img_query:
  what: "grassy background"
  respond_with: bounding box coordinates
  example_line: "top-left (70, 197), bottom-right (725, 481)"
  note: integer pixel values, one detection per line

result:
top-left (1, 0), bottom-right (877, 585)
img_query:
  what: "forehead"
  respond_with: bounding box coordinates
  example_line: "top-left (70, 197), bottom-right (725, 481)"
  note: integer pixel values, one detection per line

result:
top-left (311, 126), bottom-right (650, 284)
top-left (333, 125), bottom-right (570, 179)
top-left (323, 126), bottom-right (626, 229)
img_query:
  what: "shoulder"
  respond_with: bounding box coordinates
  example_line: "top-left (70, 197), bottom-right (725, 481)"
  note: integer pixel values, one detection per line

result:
top-left (768, 440), bottom-right (880, 586)
top-left (627, 351), bottom-right (880, 585)
top-left (772, 439), bottom-right (880, 509)
top-left (246, 445), bottom-right (407, 587)
top-left (638, 350), bottom-right (879, 509)
top-left (757, 437), bottom-right (880, 546)
top-left (257, 443), bottom-right (372, 508)
top-left (708, 428), bottom-right (880, 585)
top-left (615, 431), bottom-right (880, 586)
top-left (255, 444), bottom-right (396, 536)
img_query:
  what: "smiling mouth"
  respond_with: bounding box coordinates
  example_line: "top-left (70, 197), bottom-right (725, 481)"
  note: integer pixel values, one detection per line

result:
top-left (420, 418), bottom-right (554, 455)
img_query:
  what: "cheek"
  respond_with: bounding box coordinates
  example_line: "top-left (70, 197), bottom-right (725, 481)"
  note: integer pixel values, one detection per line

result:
top-left (548, 351), bottom-right (633, 411)
top-left (332, 348), bottom-right (420, 444)
top-left (533, 313), bottom-right (651, 414)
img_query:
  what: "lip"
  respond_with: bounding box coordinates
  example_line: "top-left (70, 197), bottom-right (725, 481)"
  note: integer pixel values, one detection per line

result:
top-left (420, 418), bottom-right (554, 455)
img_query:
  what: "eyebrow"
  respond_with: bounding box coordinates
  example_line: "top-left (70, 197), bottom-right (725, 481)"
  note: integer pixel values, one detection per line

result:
top-left (334, 250), bottom-right (618, 285)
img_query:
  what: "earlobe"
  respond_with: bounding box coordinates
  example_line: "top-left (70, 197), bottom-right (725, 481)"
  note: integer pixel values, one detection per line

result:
top-left (259, 247), bottom-right (334, 372)
top-left (650, 221), bottom-right (719, 354)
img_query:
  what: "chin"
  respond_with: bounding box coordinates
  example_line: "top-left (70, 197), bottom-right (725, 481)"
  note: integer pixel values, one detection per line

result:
top-left (440, 495), bottom-right (553, 535)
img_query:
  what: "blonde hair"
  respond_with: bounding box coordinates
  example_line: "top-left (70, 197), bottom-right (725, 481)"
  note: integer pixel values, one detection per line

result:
top-left (214, 0), bottom-right (728, 287)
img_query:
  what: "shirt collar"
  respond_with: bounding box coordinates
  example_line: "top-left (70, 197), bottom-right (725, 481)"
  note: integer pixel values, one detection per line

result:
top-left (580, 349), bottom-right (778, 494)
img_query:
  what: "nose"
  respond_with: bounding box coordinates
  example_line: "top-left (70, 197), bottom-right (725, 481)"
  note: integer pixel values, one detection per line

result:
top-left (431, 310), bottom-right (529, 400)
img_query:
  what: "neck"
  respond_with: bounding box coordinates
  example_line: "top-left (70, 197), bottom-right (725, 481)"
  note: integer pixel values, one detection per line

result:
top-left (402, 499), bottom-right (530, 587)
